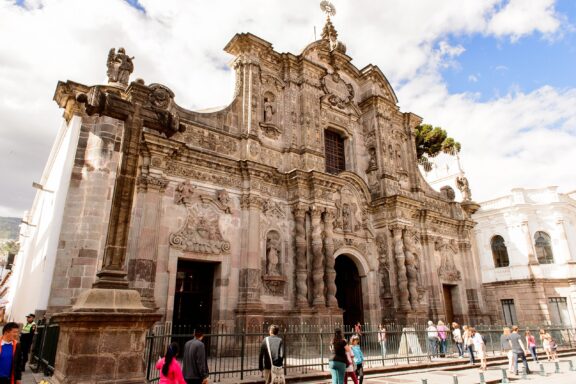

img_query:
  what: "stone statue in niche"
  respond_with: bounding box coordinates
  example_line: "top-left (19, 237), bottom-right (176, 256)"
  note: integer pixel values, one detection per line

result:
top-left (456, 176), bottom-right (472, 201)
top-left (437, 239), bottom-right (462, 281)
top-left (342, 204), bottom-right (352, 232)
top-left (175, 181), bottom-right (196, 205)
top-left (106, 48), bottom-right (134, 85)
top-left (259, 92), bottom-right (282, 139)
top-left (367, 147), bottom-right (377, 171)
top-left (334, 188), bottom-right (363, 233)
top-left (266, 231), bottom-right (282, 276)
top-left (263, 94), bottom-right (275, 122)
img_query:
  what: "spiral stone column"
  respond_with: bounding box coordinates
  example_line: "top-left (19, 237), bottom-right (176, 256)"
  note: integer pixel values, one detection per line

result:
top-left (293, 204), bottom-right (309, 307)
top-left (392, 226), bottom-right (411, 311)
top-left (311, 206), bottom-right (325, 307)
top-left (323, 209), bottom-right (338, 308)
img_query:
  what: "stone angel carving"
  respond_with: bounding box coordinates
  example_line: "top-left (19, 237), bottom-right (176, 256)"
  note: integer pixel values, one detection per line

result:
top-left (456, 175), bottom-right (472, 201)
top-left (106, 47), bottom-right (134, 85)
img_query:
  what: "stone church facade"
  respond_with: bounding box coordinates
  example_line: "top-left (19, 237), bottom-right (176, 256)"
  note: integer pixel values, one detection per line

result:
top-left (44, 18), bottom-right (489, 329)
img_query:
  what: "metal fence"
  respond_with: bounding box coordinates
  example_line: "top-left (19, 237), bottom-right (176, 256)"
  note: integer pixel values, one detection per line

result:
top-left (30, 319), bottom-right (60, 376)
top-left (144, 323), bottom-right (576, 383)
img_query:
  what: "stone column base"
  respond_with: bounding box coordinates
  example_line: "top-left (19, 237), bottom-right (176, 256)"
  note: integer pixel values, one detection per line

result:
top-left (396, 309), bottom-right (428, 326)
top-left (50, 288), bottom-right (161, 384)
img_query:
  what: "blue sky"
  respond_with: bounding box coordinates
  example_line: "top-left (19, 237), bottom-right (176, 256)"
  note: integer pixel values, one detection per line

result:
top-left (0, 0), bottom-right (575, 216)
top-left (441, 0), bottom-right (576, 101)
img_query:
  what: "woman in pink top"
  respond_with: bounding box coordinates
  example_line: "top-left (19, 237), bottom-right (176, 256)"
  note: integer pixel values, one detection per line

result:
top-left (525, 330), bottom-right (539, 363)
top-left (437, 321), bottom-right (448, 357)
top-left (156, 342), bottom-right (186, 384)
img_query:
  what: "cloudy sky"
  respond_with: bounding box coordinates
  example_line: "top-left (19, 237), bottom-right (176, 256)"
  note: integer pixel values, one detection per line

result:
top-left (1, 0), bottom-right (575, 217)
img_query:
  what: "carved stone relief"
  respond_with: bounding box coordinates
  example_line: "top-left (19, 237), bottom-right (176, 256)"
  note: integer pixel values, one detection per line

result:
top-left (436, 239), bottom-right (462, 282)
top-left (334, 187), bottom-right (363, 234)
top-left (321, 72), bottom-right (354, 109)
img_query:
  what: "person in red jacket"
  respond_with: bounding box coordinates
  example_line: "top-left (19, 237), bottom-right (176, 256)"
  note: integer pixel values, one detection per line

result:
top-left (156, 342), bottom-right (186, 384)
top-left (0, 322), bottom-right (22, 384)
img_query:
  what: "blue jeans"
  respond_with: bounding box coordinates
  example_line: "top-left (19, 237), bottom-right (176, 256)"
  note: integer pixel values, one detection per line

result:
top-left (439, 339), bottom-right (447, 355)
top-left (329, 360), bottom-right (346, 384)
top-left (513, 351), bottom-right (530, 374)
top-left (380, 341), bottom-right (387, 357)
top-left (456, 342), bottom-right (464, 357)
top-left (467, 344), bottom-right (475, 363)
top-left (528, 346), bottom-right (539, 362)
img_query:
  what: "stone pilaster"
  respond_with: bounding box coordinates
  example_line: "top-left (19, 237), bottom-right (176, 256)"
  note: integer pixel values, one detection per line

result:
top-left (323, 209), bottom-right (338, 308)
top-left (293, 204), bottom-right (309, 307)
top-left (310, 206), bottom-right (325, 307)
top-left (392, 226), bottom-right (411, 311)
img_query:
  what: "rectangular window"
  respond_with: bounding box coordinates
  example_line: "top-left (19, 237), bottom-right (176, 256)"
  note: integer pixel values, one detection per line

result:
top-left (466, 289), bottom-right (480, 312)
top-left (501, 299), bottom-right (518, 325)
top-left (549, 297), bottom-right (570, 325)
top-left (324, 130), bottom-right (345, 174)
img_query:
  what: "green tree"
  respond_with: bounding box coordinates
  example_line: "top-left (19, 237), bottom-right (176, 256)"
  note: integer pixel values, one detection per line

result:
top-left (414, 124), bottom-right (461, 171)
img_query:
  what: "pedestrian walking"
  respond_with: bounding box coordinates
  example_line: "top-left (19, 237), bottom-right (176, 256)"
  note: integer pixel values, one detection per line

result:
top-left (377, 324), bottom-right (387, 361)
top-left (539, 328), bottom-right (552, 361)
top-left (182, 330), bottom-right (209, 384)
top-left (258, 325), bottom-right (284, 384)
top-left (426, 320), bottom-right (439, 358)
top-left (350, 335), bottom-right (364, 384)
top-left (353, 322), bottom-right (362, 336)
top-left (156, 342), bottom-right (186, 384)
top-left (0, 322), bottom-right (22, 384)
top-left (501, 327), bottom-right (513, 374)
top-left (549, 337), bottom-right (558, 361)
top-left (329, 329), bottom-right (347, 384)
top-left (524, 330), bottom-right (539, 363)
top-left (19, 313), bottom-right (36, 371)
top-left (509, 326), bottom-right (531, 375)
top-left (451, 322), bottom-right (464, 358)
top-left (463, 325), bottom-right (475, 364)
top-left (344, 341), bottom-right (358, 384)
top-left (470, 327), bottom-right (486, 371)
top-left (437, 321), bottom-right (448, 357)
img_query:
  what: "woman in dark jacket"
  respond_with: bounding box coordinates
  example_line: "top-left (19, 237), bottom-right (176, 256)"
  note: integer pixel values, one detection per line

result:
top-left (329, 329), bottom-right (347, 384)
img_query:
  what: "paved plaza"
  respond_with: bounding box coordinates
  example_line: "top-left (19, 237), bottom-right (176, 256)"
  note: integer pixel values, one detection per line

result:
top-left (297, 360), bottom-right (576, 384)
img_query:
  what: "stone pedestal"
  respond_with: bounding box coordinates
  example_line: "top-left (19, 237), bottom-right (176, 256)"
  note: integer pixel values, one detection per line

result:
top-left (51, 289), bottom-right (161, 384)
top-left (396, 309), bottom-right (428, 326)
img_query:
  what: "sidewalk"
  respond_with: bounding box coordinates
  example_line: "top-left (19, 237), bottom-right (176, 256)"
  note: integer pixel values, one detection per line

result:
top-left (297, 359), bottom-right (576, 383)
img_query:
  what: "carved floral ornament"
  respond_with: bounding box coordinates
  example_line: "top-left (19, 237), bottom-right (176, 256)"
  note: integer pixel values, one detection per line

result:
top-left (169, 181), bottom-right (231, 254)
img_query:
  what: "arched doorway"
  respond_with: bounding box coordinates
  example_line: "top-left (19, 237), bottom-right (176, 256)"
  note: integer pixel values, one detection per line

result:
top-left (335, 254), bottom-right (364, 327)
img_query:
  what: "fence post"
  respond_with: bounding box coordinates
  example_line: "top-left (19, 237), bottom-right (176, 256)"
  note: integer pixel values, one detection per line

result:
top-left (145, 332), bottom-right (154, 381)
top-left (320, 331), bottom-right (324, 372)
top-left (240, 329), bottom-right (245, 380)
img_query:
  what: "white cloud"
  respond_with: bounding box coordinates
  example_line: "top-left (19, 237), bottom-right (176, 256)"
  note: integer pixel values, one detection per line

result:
top-left (487, 0), bottom-right (562, 41)
top-left (0, 0), bottom-right (573, 215)
top-left (468, 74), bottom-right (480, 83)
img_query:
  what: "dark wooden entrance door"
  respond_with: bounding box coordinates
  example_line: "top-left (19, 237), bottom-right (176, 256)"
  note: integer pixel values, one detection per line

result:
top-left (173, 260), bottom-right (215, 330)
top-left (335, 255), bottom-right (364, 327)
top-left (442, 284), bottom-right (455, 325)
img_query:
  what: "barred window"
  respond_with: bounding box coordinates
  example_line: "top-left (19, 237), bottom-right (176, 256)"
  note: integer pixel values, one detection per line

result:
top-left (548, 297), bottom-right (570, 325)
top-left (534, 231), bottom-right (554, 264)
top-left (501, 299), bottom-right (517, 325)
top-left (491, 235), bottom-right (510, 268)
top-left (324, 130), bottom-right (345, 174)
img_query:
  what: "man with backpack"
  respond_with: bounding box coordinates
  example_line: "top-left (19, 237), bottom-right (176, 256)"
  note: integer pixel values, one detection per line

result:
top-left (258, 325), bottom-right (284, 384)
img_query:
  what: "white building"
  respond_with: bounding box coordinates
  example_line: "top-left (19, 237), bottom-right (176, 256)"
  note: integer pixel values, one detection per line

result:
top-left (473, 187), bottom-right (576, 326)
top-left (5, 116), bottom-right (81, 321)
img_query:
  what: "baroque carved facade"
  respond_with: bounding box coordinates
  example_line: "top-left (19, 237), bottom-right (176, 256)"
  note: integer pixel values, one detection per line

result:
top-left (44, 17), bottom-right (489, 327)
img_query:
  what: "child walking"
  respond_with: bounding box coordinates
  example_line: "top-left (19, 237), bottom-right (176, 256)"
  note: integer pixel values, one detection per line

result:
top-left (350, 335), bottom-right (364, 384)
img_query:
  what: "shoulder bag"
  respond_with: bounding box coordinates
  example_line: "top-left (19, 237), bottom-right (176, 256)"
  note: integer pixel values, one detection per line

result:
top-left (266, 337), bottom-right (285, 384)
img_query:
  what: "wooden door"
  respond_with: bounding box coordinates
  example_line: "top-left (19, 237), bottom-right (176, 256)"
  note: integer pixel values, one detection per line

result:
top-left (443, 285), bottom-right (454, 324)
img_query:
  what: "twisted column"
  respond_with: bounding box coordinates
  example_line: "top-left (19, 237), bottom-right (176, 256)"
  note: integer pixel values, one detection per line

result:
top-left (323, 209), bottom-right (338, 308)
top-left (392, 227), bottom-right (411, 311)
top-left (311, 206), bottom-right (325, 307)
top-left (293, 204), bottom-right (308, 307)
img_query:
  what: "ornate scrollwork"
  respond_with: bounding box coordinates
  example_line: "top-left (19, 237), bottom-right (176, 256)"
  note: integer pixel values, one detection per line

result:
top-left (321, 72), bottom-right (354, 109)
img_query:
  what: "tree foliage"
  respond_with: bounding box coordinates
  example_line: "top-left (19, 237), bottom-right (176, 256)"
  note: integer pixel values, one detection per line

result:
top-left (414, 124), bottom-right (461, 171)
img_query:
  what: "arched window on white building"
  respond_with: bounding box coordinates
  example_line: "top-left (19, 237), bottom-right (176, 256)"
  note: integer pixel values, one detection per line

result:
top-left (534, 231), bottom-right (554, 264)
top-left (491, 235), bottom-right (510, 268)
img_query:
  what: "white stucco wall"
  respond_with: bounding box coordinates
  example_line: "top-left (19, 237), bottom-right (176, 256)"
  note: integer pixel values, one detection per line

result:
top-left (5, 116), bottom-right (81, 321)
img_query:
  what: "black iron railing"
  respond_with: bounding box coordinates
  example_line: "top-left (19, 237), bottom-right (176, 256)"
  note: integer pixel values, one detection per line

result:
top-left (30, 319), bottom-right (60, 376)
top-left (144, 323), bottom-right (576, 383)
